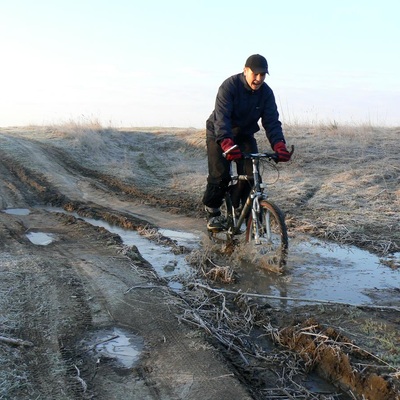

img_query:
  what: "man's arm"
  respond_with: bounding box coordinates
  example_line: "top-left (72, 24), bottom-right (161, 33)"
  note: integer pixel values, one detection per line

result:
top-left (213, 78), bottom-right (235, 143)
top-left (261, 88), bottom-right (285, 147)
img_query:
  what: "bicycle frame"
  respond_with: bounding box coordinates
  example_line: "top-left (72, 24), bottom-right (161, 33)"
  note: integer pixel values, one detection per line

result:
top-left (227, 153), bottom-right (275, 238)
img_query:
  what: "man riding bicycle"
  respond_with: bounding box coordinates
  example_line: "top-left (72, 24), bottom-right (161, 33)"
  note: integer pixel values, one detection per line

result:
top-left (202, 54), bottom-right (291, 231)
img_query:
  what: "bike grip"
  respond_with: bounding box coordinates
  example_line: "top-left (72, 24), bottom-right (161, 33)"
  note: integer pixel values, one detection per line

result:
top-left (222, 144), bottom-right (239, 158)
top-left (271, 154), bottom-right (279, 163)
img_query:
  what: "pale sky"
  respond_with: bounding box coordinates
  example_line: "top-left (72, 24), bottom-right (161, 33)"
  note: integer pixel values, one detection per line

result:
top-left (1, 0), bottom-right (399, 128)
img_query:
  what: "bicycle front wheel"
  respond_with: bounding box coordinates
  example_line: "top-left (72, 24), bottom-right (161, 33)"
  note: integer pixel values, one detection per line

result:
top-left (245, 200), bottom-right (288, 271)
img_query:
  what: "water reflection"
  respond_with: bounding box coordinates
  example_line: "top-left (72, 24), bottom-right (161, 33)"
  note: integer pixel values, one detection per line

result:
top-left (2, 208), bottom-right (31, 215)
top-left (82, 327), bottom-right (143, 368)
top-left (45, 208), bottom-right (195, 283)
top-left (236, 236), bottom-right (399, 306)
top-left (26, 232), bottom-right (55, 245)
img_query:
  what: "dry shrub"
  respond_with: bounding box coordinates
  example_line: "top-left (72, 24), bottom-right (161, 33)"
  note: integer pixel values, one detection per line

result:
top-left (186, 238), bottom-right (236, 284)
top-left (205, 265), bottom-right (234, 283)
top-left (273, 318), bottom-right (400, 400)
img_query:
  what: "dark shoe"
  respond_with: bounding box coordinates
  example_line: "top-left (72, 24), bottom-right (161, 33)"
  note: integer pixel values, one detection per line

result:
top-left (207, 214), bottom-right (227, 231)
top-left (205, 206), bottom-right (227, 231)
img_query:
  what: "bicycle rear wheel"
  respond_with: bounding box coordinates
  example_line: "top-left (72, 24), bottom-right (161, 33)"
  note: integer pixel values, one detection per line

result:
top-left (245, 200), bottom-right (288, 271)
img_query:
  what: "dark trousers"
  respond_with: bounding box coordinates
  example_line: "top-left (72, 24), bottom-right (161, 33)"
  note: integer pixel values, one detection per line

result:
top-left (202, 135), bottom-right (258, 209)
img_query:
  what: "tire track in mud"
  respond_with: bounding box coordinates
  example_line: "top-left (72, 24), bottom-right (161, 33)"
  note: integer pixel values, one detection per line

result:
top-left (0, 150), bottom-right (66, 207)
top-left (54, 228), bottom-right (249, 399)
top-left (1, 139), bottom-right (200, 216)
top-left (0, 209), bottom-right (252, 399)
top-left (0, 220), bottom-right (95, 398)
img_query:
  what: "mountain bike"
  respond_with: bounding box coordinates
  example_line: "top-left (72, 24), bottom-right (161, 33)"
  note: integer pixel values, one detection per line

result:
top-left (208, 147), bottom-right (293, 271)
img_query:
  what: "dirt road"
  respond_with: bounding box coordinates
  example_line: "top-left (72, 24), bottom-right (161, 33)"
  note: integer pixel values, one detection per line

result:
top-left (0, 127), bottom-right (254, 400)
top-left (0, 125), bottom-right (399, 399)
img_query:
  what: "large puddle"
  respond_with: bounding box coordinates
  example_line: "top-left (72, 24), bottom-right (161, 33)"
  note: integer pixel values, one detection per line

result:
top-left (235, 237), bottom-right (400, 307)
top-left (4, 208), bottom-right (399, 307)
top-left (62, 209), bottom-right (399, 307)
top-left (65, 210), bottom-right (399, 307)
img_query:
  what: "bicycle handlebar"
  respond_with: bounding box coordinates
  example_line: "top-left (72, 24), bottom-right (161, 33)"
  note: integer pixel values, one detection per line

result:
top-left (242, 152), bottom-right (278, 161)
top-left (223, 144), bottom-right (294, 163)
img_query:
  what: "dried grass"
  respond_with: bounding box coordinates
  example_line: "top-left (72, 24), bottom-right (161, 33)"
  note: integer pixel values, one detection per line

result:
top-left (186, 243), bottom-right (235, 284)
top-left (179, 283), bottom-right (343, 399)
top-left (179, 280), bottom-right (400, 399)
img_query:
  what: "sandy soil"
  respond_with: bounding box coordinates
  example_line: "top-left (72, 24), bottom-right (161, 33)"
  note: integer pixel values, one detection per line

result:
top-left (0, 124), bottom-right (399, 400)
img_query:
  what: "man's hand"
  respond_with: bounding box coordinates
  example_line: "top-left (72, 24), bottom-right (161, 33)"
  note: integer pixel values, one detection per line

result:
top-left (220, 138), bottom-right (242, 161)
top-left (273, 141), bottom-right (291, 162)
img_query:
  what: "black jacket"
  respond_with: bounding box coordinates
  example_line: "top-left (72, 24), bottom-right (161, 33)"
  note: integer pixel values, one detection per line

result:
top-left (206, 73), bottom-right (285, 148)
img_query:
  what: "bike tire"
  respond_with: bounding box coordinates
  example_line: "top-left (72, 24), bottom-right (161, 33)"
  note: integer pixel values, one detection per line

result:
top-left (245, 200), bottom-right (288, 271)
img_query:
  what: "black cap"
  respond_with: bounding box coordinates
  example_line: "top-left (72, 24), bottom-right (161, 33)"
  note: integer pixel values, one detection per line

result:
top-left (245, 54), bottom-right (269, 74)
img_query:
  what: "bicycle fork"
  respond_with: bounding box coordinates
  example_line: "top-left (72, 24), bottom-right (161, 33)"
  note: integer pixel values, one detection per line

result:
top-left (250, 157), bottom-right (268, 245)
top-left (251, 196), bottom-right (263, 245)
top-left (233, 192), bottom-right (264, 243)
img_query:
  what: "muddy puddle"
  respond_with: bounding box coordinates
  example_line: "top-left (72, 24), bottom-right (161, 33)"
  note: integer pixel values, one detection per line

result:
top-left (8, 207), bottom-right (399, 307)
top-left (26, 231), bottom-right (55, 245)
top-left (2, 208), bottom-right (57, 245)
top-left (80, 327), bottom-right (143, 369)
top-left (88, 210), bottom-right (398, 307)
top-left (234, 236), bottom-right (400, 307)
top-left (2, 208), bottom-right (31, 216)
top-left (75, 212), bottom-right (399, 307)
top-left (42, 207), bottom-right (197, 290)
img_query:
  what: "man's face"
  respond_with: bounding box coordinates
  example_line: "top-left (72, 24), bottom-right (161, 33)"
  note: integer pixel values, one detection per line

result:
top-left (243, 67), bottom-right (266, 90)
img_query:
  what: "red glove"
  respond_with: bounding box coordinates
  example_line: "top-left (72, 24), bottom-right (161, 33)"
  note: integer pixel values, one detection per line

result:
top-left (220, 138), bottom-right (242, 161)
top-left (273, 141), bottom-right (291, 162)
